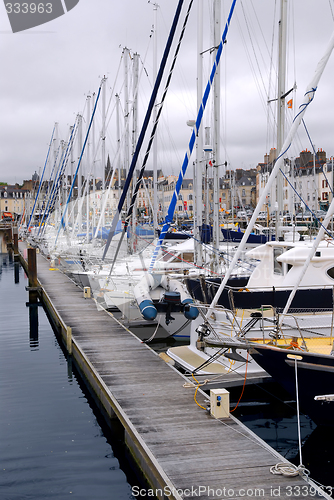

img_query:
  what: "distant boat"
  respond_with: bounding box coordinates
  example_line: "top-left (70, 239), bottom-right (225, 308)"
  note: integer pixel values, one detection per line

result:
top-left (156, 228), bottom-right (191, 240)
top-left (221, 225), bottom-right (274, 244)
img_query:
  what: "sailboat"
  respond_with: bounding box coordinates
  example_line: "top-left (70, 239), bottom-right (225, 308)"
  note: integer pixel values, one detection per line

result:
top-left (166, 3), bottom-right (334, 380)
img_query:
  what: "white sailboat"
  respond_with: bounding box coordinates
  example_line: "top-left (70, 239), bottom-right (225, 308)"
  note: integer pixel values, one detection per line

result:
top-left (167, 2), bottom-right (334, 375)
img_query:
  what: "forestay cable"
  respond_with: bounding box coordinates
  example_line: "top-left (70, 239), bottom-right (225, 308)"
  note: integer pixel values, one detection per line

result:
top-left (149, 0), bottom-right (238, 272)
top-left (107, 0), bottom-right (195, 273)
top-left (102, 0), bottom-right (186, 261)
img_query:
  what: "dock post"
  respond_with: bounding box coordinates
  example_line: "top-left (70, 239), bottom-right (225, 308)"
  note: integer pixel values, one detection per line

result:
top-left (27, 248), bottom-right (38, 288)
top-left (27, 247), bottom-right (39, 305)
top-left (14, 261), bottom-right (20, 284)
top-left (13, 230), bottom-right (19, 258)
top-left (66, 326), bottom-right (72, 355)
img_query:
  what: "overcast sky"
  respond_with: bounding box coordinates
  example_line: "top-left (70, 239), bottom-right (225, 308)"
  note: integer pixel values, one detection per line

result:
top-left (1, 0), bottom-right (334, 185)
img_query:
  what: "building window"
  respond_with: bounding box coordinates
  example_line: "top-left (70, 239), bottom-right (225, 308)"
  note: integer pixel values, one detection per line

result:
top-left (188, 194), bottom-right (193, 200)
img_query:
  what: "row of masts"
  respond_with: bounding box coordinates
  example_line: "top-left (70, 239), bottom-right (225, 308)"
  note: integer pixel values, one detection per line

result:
top-left (27, 0), bottom-right (289, 268)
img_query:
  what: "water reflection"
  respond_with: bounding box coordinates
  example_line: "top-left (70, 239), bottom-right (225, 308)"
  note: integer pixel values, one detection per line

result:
top-left (14, 261), bottom-right (20, 283)
top-left (67, 355), bottom-right (73, 383)
top-left (28, 301), bottom-right (39, 349)
top-left (0, 253), bottom-right (140, 500)
top-left (291, 425), bottom-right (334, 487)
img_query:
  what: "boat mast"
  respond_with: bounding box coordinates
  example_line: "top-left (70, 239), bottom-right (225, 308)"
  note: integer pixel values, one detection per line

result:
top-left (123, 47), bottom-right (130, 229)
top-left (116, 93), bottom-right (121, 206)
top-left (101, 76), bottom-right (107, 229)
top-left (77, 114), bottom-right (83, 231)
top-left (212, 0), bottom-right (221, 273)
top-left (91, 92), bottom-right (96, 233)
top-left (194, 0), bottom-right (204, 268)
top-left (131, 52), bottom-right (139, 252)
top-left (66, 124), bottom-right (74, 232)
top-left (152, 2), bottom-right (159, 235)
top-left (276, 0), bottom-right (287, 236)
top-left (70, 119), bottom-right (75, 231)
top-left (207, 27), bottom-right (334, 314)
top-left (86, 93), bottom-right (91, 243)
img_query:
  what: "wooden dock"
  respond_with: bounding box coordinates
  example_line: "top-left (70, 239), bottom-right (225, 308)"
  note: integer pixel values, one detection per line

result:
top-left (18, 243), bottom-right (329, 500)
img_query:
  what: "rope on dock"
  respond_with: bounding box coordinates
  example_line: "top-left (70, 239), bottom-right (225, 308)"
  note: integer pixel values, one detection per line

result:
top-left (270, 462), bottom-right (310, 478)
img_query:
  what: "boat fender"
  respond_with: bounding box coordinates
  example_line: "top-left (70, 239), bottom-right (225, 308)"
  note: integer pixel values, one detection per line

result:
top-left (182, 297), bottom-right (199, 320)
top-left (138, 299), bottom-right (157, 321)
top-left (133, 273), bottom-right (159, 321)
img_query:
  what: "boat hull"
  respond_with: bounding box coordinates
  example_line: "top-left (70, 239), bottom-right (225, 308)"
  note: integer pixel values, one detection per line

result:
top-left (186, 277), bottom-right (334, 311)
top-left (249, 344), bottom-right (334, 425)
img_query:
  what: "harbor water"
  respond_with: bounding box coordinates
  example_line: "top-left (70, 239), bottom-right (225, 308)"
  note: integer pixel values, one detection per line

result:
top-left (0, 253), bottom-right (145, 500)
top-left (1, 250), bottom-right (333, 498)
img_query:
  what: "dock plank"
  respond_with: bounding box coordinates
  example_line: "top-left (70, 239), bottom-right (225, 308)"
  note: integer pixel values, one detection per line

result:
top-left (19, 244), bottom-right (326, 500)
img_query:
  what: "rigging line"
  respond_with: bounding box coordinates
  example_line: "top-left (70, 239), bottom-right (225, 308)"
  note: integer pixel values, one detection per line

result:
top-left (105, 52), bottom-right (124, 120)
top-left (42, 127), bottom-right (77, 239)
top-left (249, 0), bottom-right (274, 61)
top-left (149, 0), bottom-right (238, 273)
top-left (290, 0), bottom-right (297, 88)
top-left (278, 167), bottom-right (333, 240)
top-left (55, 83), bottom-right (102, 246)
top-left (266, 0), bottom-right (278, 152)
top-left (101, 0), bottom-right (186, 261)
top-left (192, 347), bottom-right (230, 375)
top-left (302, 119), bottom-right (334, 198)
top-left (240, 0), bottom-right (274, 105)
top-left (207, 25), bottom-right (334, 314)
top-left (234, 16), bottom-right (260, 101)
top-left (236, 8), bottom-right (275, 132)
top-left (36, 143), bottom-right (62, 237)
top-left (329, 0), bottom-right (334, 22)
top-left (93, 94), bottom-right (148, 241)
top-left (27, 124), bottom-right (55, 230)
top-left (105, 47), bottom-right (148, 136)
top-left (38, 143), bottom-right (68, 237)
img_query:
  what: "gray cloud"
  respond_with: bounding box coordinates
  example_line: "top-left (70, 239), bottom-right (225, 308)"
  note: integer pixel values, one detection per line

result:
top-left (1, 0), bottom-right (334, 185)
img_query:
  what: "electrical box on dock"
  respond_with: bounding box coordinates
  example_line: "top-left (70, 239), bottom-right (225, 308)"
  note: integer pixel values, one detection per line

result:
top-left (83, 286), bottom-right (91, 299)
top-left (210, 389), bottom-right (229, 419)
